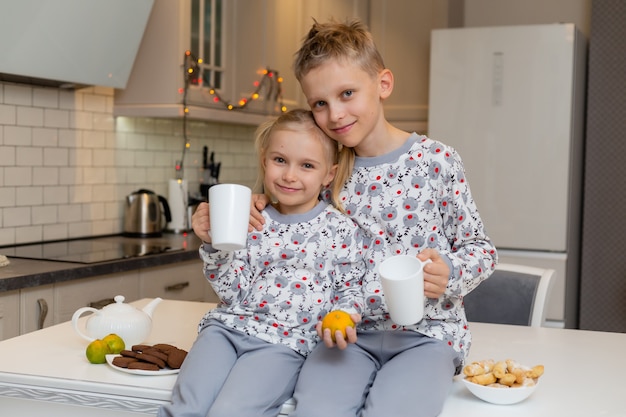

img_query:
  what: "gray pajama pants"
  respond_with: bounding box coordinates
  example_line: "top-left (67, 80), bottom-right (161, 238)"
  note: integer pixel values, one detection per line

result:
top-left (289, 330), bottom-right (459, 417)
top-left (158, 320), bottom-right (304, 417)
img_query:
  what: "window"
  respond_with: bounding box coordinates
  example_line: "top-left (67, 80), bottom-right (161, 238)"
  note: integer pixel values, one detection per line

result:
top-left (190, 0), bottom-right (223, 89)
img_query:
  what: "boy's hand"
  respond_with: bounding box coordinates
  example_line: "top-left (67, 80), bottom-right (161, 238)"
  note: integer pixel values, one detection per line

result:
top-left (249, 194), bottom-right (270, 231)
top-left (191, 202), bottom-right (211, 243)
top-left (316, 313), bottom-right (361, 350)
top-left (418, 248), bottom-right (450, 298)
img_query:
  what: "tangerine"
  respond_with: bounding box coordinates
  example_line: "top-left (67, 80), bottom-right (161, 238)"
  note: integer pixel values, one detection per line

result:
top-left (321, 310), bottom-right (355, 342)
top-left (102, 333), bottom-right (125, 354)
top-left (85, 339), bottom-right (112, 364)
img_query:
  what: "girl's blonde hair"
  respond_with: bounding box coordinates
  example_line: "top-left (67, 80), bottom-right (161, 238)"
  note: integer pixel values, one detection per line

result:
top-left (254, 109), bottom-right (354, 212)
top-left (293, 18), bottom-right (386, 81)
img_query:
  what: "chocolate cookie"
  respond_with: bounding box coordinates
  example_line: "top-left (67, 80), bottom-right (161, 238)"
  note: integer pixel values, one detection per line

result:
top-left (127, 361), bottom-right (160, 371)
top-left (166, 348), bottom-right (188, 369)
top-left (131, 344), bottom-right (152, 353)
top-left (135, 352), bottom-right (166, 369)
top-left (120, 349), bottom-right (140, 358)
top-left (152, 343), bottom-right (177, 353)
top-left (112, 356), bottom-right (138, 368)
top-left (143, 348), bottom-right (169, 362)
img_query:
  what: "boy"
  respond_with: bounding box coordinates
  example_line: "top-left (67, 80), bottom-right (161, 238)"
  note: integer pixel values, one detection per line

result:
top-left (251, 19), bottom-right (498, 417)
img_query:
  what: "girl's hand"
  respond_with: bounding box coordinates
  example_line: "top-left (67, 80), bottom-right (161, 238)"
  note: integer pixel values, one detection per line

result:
top-left (249, 194), bottom-right (270, 231)
top-left (191, 202), bottom-right (211, 243)
top-left (316, 313), bottom-right (361, 350)
top-left (418, 248), bottom-right (450, 298)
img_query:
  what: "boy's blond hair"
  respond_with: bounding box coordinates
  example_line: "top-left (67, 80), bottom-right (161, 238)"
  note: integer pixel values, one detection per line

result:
top-left (293, 18), bottom-right (386, 81)
top-left (254, 109), bottom-right (354, 212)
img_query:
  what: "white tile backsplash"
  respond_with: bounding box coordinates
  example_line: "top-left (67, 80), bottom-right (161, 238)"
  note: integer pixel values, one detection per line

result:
top-left (17, 106), bottom-right (44, 126)
top-left (33, 88), bottom-right (59, 108)
top-left (0, 104), bottom-right (15, 125)
top-left (0, 147), bottom-right (15, 165)
top-left (45, 109), bottom-right (70, 128)
top-left (16, 147), bottom-right (43, 166)
top-left (33, 167), bottom-right (59, 186)
top-left (0, 81), bottom-right (259, 246)
top-left (0, 187), bottom-right (14, 207)
top-left (4, 84), bottom-right (32, 106)
top-left (33, 128), bottom-right (58, 147)
top-left (5, 167), bottom-right (31, 186)
top-left (4, 125), bottom-right (30, 145)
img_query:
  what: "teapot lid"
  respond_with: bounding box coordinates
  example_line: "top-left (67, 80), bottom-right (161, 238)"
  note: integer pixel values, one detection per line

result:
top-left (104, 295), bottom-right (138, 313)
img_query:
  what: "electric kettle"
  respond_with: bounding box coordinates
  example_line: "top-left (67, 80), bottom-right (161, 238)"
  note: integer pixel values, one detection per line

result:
top-left (123, 189), bottom-right (172, 237)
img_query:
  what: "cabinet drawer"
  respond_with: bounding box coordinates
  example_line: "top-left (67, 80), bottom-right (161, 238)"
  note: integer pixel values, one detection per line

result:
top-left (139, 259), bottom-right (210, 302)
top-left (54, 271), bottom-right (140, 324)
top-left (20, 285), bottom-right (54, 334)
top-left (0, 290), bottom-right (19, 341)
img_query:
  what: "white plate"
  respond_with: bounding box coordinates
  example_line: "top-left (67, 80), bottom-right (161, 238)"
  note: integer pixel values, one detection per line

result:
top-left (105, 354), bottom-right (180, 376)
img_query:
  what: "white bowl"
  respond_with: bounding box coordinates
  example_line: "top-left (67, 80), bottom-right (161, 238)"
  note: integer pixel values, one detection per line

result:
top-left (461, 377), bottom-right (538, 405)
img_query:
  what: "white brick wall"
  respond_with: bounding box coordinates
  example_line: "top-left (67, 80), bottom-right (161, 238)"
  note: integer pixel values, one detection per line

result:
top-left (0, 81), bottom-right (259, 245)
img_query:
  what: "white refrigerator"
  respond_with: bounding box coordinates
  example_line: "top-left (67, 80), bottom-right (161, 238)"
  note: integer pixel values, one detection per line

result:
top-left (428, 24), bottom-right (587, 327)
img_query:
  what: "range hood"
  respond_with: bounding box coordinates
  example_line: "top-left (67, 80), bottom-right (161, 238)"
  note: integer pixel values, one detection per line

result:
top-left (0, 0), bottom-right (154, 89)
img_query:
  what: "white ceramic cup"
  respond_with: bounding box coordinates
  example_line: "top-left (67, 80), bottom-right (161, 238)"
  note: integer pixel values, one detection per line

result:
top-left (208, 184), bottom-right (252, 251)
top-left (378, 255), bottom-right (432, 325)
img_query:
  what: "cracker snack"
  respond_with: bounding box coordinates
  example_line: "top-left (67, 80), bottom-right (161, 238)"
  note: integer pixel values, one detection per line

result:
top-left (463, 359), bottom-right (544, 388)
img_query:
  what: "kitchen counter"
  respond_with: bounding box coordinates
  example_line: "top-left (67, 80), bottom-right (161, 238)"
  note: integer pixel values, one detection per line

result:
top-left (0, 233), bottom-right (203, 293)
top-left (1, 299), bottom-right (625, 417)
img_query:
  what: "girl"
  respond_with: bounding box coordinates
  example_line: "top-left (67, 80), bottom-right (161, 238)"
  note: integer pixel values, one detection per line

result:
top-left (159, 109), bottom-right (365, 417)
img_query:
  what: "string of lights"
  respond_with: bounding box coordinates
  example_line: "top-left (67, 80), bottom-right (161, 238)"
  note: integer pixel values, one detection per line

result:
top-left (176, 50), bottom-right (287, 178)
top-left (182, 50), bottom-right (287, 112)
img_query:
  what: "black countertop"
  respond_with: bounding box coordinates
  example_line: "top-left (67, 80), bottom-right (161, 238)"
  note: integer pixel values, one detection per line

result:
top-left (0, 233), bottom-right (203, 293)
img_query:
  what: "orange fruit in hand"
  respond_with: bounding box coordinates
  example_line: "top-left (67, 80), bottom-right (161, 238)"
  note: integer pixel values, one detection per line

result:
top-left (321, 310), bottom-right (355, 342)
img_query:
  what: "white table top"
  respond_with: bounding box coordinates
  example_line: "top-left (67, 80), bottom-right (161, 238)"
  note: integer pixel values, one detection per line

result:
top-left (0, 299), bottom-right (624, 417)
top-left (443, 323), bottom-right (626, 417)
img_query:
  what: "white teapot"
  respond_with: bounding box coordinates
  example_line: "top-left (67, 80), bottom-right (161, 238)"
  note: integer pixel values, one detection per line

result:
top-left (72, 295), bottom-right (162, 347)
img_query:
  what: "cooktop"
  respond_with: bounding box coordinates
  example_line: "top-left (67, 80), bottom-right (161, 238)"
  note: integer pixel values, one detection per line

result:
top-left (2, 237), bottom-right (183, 264)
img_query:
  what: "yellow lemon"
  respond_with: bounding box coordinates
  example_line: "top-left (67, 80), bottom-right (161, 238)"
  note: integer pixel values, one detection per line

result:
top-left (321, 310), bottom-right (355, 342)
top-left (86, 339), bottom-right (112, 364)
top-left (101, 333), bottom-right (125, 354)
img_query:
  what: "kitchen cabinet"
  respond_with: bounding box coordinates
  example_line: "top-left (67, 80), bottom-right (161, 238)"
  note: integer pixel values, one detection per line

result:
top-left (0, 259), bottom-right (217, 342)
top-left (54, 271), bottom-right (141, 324)
top-left (113, 0), bottom-right (368, 125)
top-left (114, 0), bottom-right (450, 131)
top-left (139, 259), bottom-right (218, 303)
top-left (244, 0), bottom-right (369, 113)
top-left (0, 291), bottom-right (19, 341)
top-left (20, 285), bottom-right (54, 335)
top-left (114, 0), bottom-right (276, 125)
top-left (369, 0), bottom-right (450, 133)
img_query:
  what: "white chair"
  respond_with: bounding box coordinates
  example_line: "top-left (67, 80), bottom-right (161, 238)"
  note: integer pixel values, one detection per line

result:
top-left (463, 263), bottom-right (555, 327)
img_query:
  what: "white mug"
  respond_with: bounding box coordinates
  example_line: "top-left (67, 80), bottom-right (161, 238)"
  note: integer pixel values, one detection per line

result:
top-left (378, 255), bottom-right (432, 325)
top-left (208, 184), bottom-right (252, 251)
